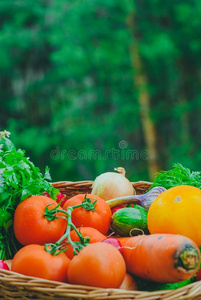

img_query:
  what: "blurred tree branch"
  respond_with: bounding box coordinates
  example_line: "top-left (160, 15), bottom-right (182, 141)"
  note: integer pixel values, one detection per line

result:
top-left (126, 5), bottom-right (160, 179)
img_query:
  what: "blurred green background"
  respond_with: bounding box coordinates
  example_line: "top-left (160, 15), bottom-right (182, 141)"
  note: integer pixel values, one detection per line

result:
top-left (1, 0), bottom-right (201, 182)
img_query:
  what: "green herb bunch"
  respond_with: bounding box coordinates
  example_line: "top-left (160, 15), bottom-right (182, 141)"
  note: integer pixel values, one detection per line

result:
top-left (0, 130), bottom-right (59, 260)
top-left (151, 163), bottom-right (201, 190)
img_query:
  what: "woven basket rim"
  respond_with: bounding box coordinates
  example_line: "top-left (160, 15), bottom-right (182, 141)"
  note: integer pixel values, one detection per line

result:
top-left (52, 179), bottom-right (153, 185)
top-left (0, 268), bottom-right (201, 300)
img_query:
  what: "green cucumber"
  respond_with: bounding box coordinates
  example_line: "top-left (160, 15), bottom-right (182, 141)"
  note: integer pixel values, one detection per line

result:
top-left (111, 205), bottom-right (148, 236)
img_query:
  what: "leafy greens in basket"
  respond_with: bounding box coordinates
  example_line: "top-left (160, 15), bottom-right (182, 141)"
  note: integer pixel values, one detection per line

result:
top-left (151, 163), bottom-right (201, 190)
top-left (0, 131), bottom-right (59, 260)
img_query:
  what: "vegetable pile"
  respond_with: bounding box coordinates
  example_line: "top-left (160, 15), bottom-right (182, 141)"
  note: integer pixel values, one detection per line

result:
top-left (1, 131), bottom-right (201, 293)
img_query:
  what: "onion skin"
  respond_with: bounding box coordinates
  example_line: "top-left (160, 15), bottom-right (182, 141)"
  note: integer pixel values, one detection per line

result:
top-left (92, 168), bottom-right (135, 200)
top-left (106, 186), bottom-right (166, 210)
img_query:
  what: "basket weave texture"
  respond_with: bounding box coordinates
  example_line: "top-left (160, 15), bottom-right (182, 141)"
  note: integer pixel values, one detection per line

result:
top-left (0, 180), bottom-right (201, 300)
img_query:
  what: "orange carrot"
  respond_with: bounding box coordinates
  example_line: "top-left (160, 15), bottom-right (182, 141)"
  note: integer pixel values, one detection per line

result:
top-left (114, 237), bottom-right (131, 246)
top-left (122, 233), bottom-right (200, 283)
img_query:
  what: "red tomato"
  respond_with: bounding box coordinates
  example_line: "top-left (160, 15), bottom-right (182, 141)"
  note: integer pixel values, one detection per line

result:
top-left (11, 244), bottom-right (70, 282)
top-left (68, 242), bottom-right (126, 288)
top-left (64, 227), bottom-right (106, 259)
top-left (63, 194), bottom-right (111, 235)
top-left (14, 196), bottom-right (67, 245)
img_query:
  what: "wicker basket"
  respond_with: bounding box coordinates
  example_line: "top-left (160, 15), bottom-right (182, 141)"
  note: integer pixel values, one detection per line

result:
top-left (0, 180), bottom-right (201, 300)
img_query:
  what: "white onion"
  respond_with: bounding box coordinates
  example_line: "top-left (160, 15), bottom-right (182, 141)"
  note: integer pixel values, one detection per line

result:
top-left (91, 167), bottom-right (135, 200)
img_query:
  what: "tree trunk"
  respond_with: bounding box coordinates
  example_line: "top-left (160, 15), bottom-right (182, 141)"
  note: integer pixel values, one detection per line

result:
top-left (127, 12), bottom-right (160, 180)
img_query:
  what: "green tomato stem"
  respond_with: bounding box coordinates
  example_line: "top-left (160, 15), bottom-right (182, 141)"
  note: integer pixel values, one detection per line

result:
top-left (44, 195), bottom-right (94, 256)
top-left (54, 207), bottom-right (73, 246)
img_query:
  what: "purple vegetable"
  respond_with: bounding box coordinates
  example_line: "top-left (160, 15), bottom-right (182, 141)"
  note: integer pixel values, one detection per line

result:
top-left (137, 186), bottom-right (166, 210)
top-left (106, 186), bottom-right (166, 210)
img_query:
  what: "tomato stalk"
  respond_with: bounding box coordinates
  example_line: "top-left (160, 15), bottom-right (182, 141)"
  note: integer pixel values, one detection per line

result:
top-left (44, 195), bottom-right (96, 256)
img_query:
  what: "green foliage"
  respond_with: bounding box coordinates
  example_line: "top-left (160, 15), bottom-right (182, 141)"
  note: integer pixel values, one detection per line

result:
top-left (151, 163), bottom-right (201, 189)
top-left (135, 275), bottom-right (195, 291)
top-left (0, 135), bottom-right (59, 260)
top-left (0, 0), bottom-right (201, 183)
